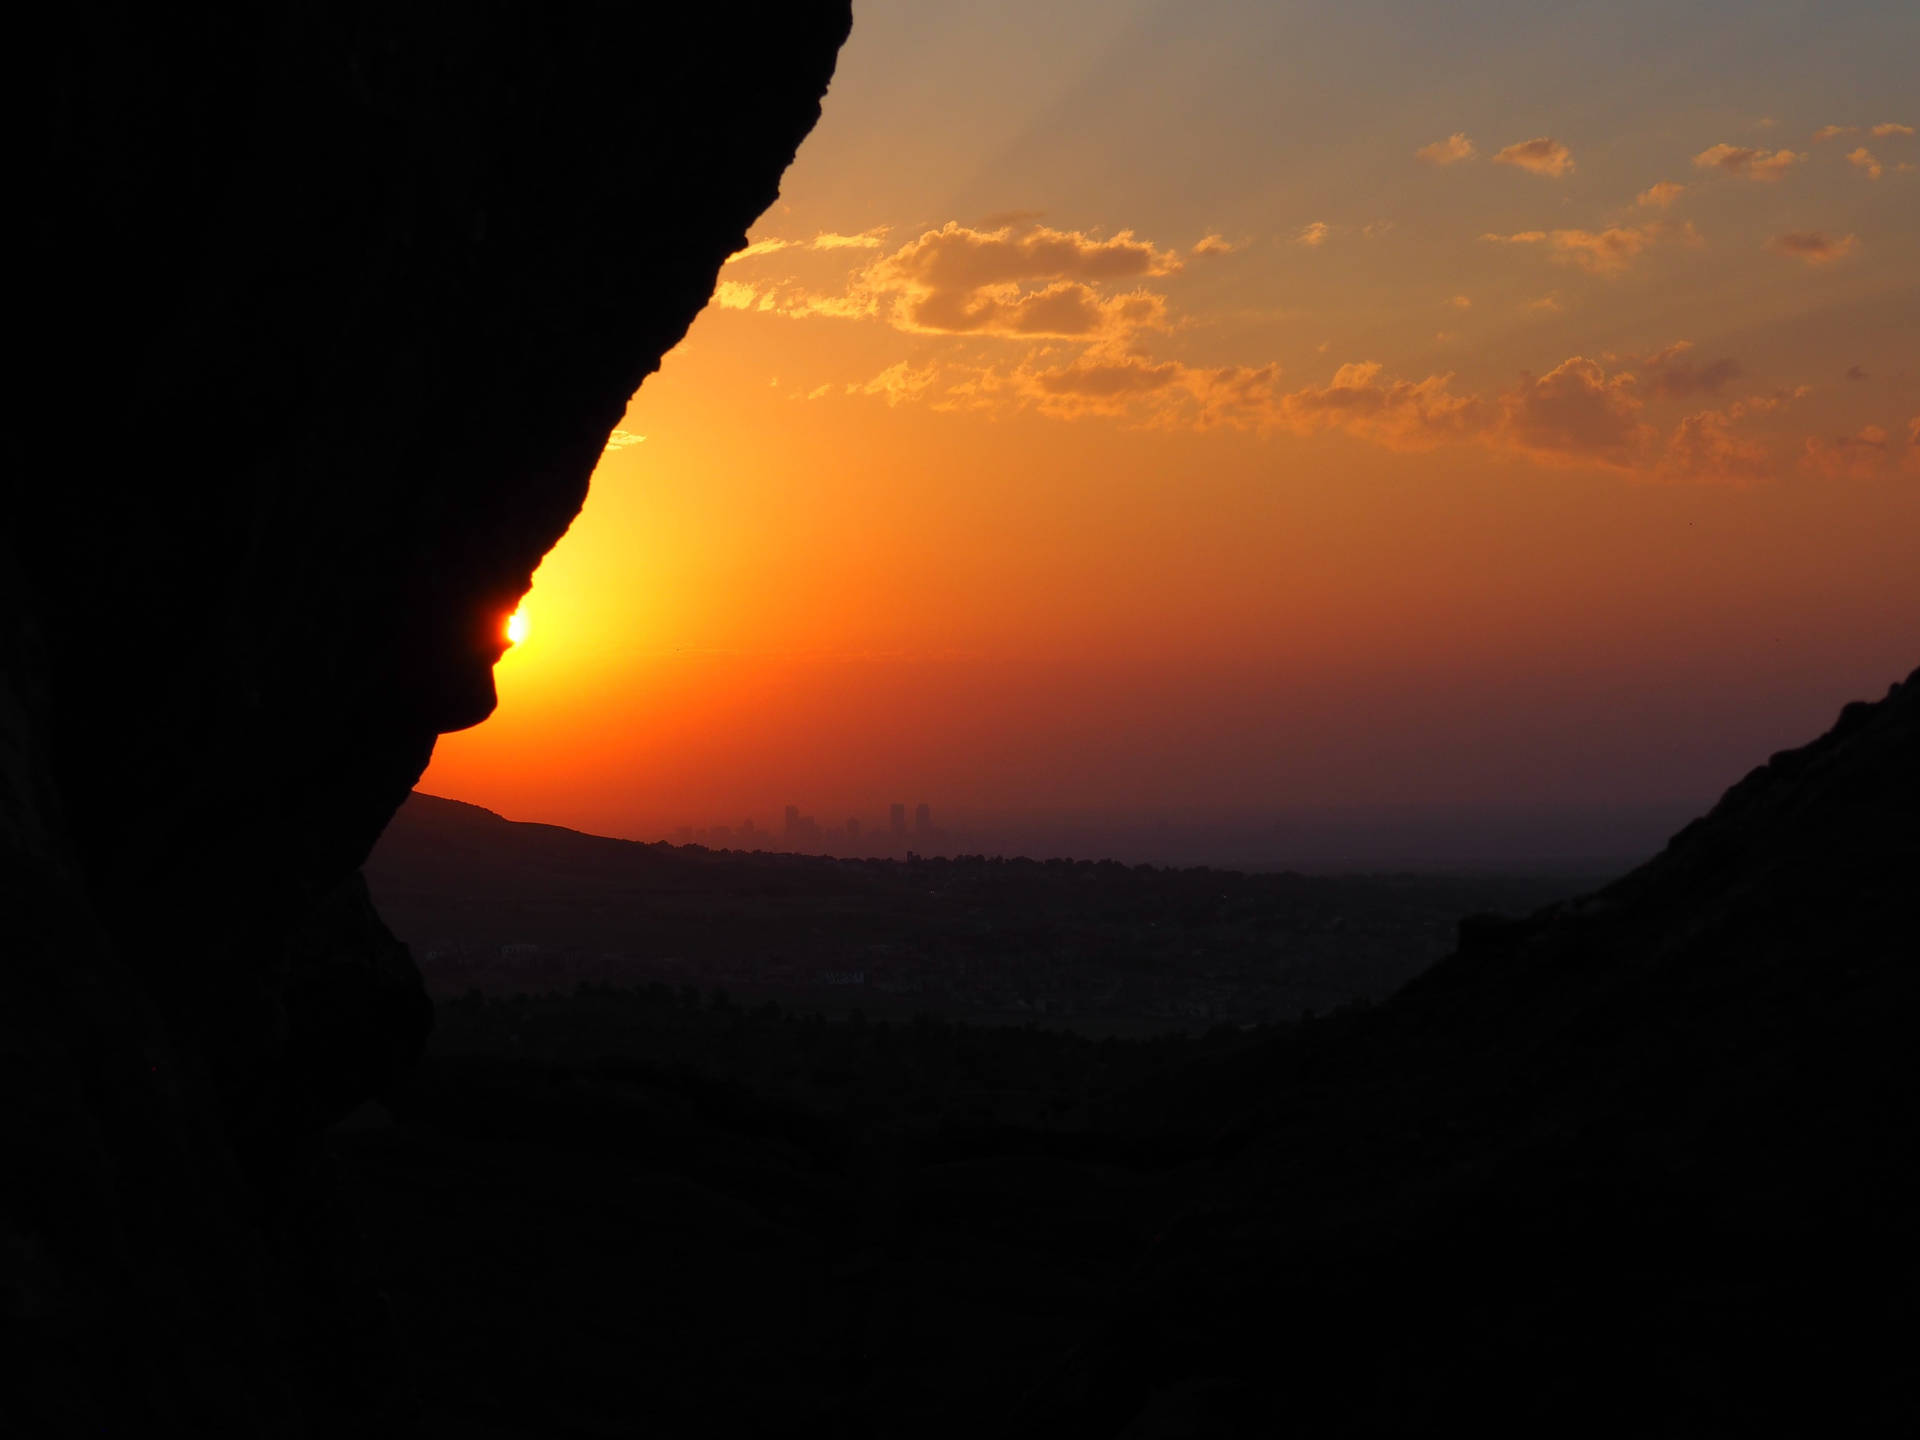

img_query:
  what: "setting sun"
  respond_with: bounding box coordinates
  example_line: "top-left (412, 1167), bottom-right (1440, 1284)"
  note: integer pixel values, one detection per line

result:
top-left (505, 609), bottom-right (529, 647)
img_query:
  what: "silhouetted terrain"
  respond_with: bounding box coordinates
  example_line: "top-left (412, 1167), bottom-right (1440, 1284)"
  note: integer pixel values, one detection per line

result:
top-left (368, 792), bottom-right (1601, 1030)
top-left (4, 5), bottom-right (849, 1432)
top-left (8, 5), bottom-right (1914, 1433)
top-left (328, 671), bottom-right (1917, 1435)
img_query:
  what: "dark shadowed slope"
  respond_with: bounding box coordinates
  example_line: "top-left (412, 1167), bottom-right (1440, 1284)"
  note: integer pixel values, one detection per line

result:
top-left (1029, 666), bottom-right (1920, 1435)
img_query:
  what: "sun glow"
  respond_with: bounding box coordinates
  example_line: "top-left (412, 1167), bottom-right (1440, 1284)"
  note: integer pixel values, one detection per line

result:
top-left (505, 609), bottom-right (530, 646)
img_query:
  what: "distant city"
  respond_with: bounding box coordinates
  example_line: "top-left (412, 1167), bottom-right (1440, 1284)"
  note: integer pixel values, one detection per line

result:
top-left (663, 800), bottom-right (1699, 874)
top-left (675, 800), bottom-right (948, 858)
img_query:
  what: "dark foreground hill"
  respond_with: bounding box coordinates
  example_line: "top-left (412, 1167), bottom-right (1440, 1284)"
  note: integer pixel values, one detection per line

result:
top-left (332, 668), bottom-right (1919, 1436)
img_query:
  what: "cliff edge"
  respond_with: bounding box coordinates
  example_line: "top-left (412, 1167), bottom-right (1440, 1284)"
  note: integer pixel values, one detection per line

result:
top-left (3, 4), bottom-right (850, 1431)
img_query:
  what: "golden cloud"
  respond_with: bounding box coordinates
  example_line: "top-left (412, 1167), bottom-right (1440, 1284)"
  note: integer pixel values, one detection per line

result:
top-left (1660, 408), bottom-right (1773, 484)
top-left (1493, 137), bottom-right (1575, 177)
top-left (1495, 357), bottom-right (1651, 467)
top-left (1296, 221), bottom-right (1331, 247)
top-left (1871, 122), bottom-right (1916, 138)
top-left (1768, 231), bottom-right (1859, 265)
top-left (1191, 233), bottom-right (1241, 256)
top-left (1848, 147), bottom-right (1884, 180)
top-left (1416, 132), bottom-right (1476, 166)
top-left (1483, 221), bottom-right (1697, 275)
top-left (718, 221), bottom-right (1186, 342)
top-left (1693, 144), bottom-right (1802, 181)
top-left (871, 222), bottom-right (1183, 339)
top-left (1636, 181), bottom-right (1686, 209)
top-left (847, 361), bottom-right (938, 407)
top-left (1812, 125), bottom-right (1860, 143)
top-left (1800, 426), bottom-right (1889, 481)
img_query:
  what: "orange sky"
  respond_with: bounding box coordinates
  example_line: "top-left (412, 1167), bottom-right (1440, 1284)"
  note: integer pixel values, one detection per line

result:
top-left (423, 0), bottom-right (1920, 856)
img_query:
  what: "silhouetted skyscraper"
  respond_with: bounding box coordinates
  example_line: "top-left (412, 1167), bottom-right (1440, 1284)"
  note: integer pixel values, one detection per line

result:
top-left (915, 802), bottom-right (932, 837)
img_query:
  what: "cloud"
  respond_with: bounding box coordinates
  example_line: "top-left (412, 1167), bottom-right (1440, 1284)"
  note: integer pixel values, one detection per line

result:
top-left (602, 429), bottom-right (647, 450)
top-left (847, 361), bottom-right (938, 407)
top-left (1768, 231), bottom-right (1859, 265)
top-left (1493, 137), bottom-right (1575, 177)
top-left (1449, 295), bottom-right (1473, 309)
top-left (1025, 356), bottom-right (1186, 403)
top-left (1736, 385), bottom-right (1813, 416)
top-left (1634, 340), bottom-right (1742, 400)
top-left (1847, 147), bottom-right (1884, 179)
top-left (725, 237), bottom-right (790, 263)
top-left (812, 228), bottom-right (890, 250)
top-left (871, 222), bottom-right (1183, 338)
top-left (1483, 221), bottom-right (1697, 275)
top-left (1813, 125), bottom-right (1860, 143)
top-left (1660, 407), bottom-right (1773, 484)
top-left (1416, 132), bottom-right (1476, 166)
top-left (726, 221), bottom-right (1186, 341)
top-left (1296, 221), bottom-right (1331, 247)
top-left (1800, 425), bottom-right (1889, 481)
top-left (1265, 362), bottom-right (1488, 449)
top-left (725, 229), bottom-right (889, 266)
top-left (1871, 122), bottom-right (1916, 138)
top-left (1495, 357), bottom-right (1651, 467)
top-left (1693, 144), bottom-right (1803, 181)
top-left (1528, 293), bottom-right (1565, 312)
top-left (1191, 233), bottom-right (1241, 256)
top-left (1636, 181), bottom-right (1686, 208)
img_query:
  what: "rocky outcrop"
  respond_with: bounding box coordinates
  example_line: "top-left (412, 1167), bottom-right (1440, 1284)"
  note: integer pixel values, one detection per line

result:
top-left (3, 4), bottom-right (849, 1430)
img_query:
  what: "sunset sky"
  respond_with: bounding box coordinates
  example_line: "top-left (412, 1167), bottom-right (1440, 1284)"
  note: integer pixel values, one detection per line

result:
top-left (422, 0), bottom-right (1919, 860)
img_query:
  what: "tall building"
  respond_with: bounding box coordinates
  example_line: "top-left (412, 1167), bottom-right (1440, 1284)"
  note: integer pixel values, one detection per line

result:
top-left (914, 802), bottom-right (932, 837)
top-left (890, 802), bottom-right (907, 838)
top-left (784, 804), bottom-right (800, 840)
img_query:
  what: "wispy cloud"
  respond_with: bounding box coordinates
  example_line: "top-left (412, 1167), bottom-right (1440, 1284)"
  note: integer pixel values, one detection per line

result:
top-left (725, 228), bottom-right (890, 264)
top-left (1633, 340), bottom-right (1741, 400)
top-left (1871, 122), bottom-right (1915, 138)
top-left (1693, 144), bottom-right (1802, 181)
top-left (1191, 233), bottom-right (1241, 256)
top-left (1812, 124), bottom-right (1860, 143)
top-left (1416, 132), bottom-right (1477, 166)
top-left (1483, 221), bottom-right (1697, 275)
top-left (1768, 231), bottom-right (1859, 265)
top-left (1493, 137), bottom-right (1575, 177)
top-left (1636, 181), bottom-right (1685, 209)
top-left (1295, 221), bottom-right (1331, 247)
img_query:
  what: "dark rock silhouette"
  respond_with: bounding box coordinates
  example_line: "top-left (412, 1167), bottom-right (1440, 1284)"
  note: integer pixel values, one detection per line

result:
top-left (3, 3), bottom-right (849, 1430)
top-left (1025, 667), bottom-right (1920, 1434)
